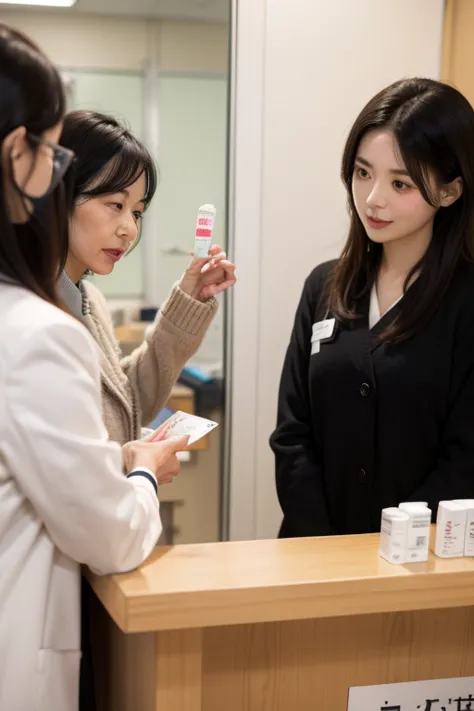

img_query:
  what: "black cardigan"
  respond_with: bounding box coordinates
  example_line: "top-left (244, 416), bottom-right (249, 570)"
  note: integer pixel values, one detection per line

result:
top-left (270, 260), bottom-right (474, 538)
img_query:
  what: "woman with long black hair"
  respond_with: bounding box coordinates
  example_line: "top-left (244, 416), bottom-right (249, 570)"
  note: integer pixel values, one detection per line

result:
top-left (272, 78), bottom-right (474, 539)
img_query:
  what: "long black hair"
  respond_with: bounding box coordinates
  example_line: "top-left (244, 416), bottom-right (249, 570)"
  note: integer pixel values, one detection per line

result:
top-left (0, 23), bottom-right (70, 304)
top-left (60, 111), bottom-right (157, 250)
top-left (329, 77), bottom-right (474, 342)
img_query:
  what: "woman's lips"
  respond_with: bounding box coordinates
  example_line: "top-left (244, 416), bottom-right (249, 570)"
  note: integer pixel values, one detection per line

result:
top-left (103, 249), bottom-right (124, 262)
top-left (367, 216), bottom-right (392, 230)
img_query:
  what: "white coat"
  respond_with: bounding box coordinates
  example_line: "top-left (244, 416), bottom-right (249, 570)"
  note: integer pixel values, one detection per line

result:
top-left (0, 281), bottom-right (163, 711)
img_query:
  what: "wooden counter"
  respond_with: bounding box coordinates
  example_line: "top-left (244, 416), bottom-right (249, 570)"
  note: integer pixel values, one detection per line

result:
top-left (88, 533), bottom-right (474, 711)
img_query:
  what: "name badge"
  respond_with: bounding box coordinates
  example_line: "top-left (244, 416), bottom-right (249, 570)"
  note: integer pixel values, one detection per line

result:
top-left (311, 318), bottom-right (335, 343)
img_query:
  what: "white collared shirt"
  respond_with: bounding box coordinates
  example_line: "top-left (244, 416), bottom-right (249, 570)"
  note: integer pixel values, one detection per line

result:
top-left (369, 282), bottom-right (403, 329)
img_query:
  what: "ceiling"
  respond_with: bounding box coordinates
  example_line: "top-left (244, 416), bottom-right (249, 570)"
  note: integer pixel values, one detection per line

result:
top-left (0, 0), bottom-right (230, 22)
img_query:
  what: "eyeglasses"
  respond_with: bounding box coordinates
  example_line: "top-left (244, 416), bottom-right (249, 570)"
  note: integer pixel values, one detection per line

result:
top-left (27, 133), bottom-right (75, 197)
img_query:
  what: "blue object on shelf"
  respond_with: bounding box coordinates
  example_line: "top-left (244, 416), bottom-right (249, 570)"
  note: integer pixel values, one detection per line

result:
top-left (178, 370), bottom-right (222, 415)
top-left (181, 365), bottom-right (212, 383)
top-left (140, 307), bottom-right (159, 322)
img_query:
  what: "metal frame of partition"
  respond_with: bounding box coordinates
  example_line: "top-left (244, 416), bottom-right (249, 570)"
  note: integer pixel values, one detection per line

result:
top-left (221, 0), bottom-right (237, 542)
top-left (225, 0), bottom-right (266, 542)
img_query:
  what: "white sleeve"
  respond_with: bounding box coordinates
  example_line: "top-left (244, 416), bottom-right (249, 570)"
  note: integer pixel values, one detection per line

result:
top-left (1, 318), bottom-right (162, 575)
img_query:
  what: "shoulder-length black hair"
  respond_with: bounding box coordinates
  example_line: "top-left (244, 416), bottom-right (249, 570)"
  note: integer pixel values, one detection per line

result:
top-left (60, 110), bottom-right (157, 219)
top-left (0, 23), bottom-right (69, 304)
top-left (329, 77), bottom-right (474, 342)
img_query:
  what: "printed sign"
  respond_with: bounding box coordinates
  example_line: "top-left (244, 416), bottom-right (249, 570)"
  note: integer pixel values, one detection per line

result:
top-left (348, 677), bottom-right (474, 711)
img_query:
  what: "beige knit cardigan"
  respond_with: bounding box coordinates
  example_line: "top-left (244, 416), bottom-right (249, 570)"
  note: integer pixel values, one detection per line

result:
top-left (58, 273), bottom-right (217, 445)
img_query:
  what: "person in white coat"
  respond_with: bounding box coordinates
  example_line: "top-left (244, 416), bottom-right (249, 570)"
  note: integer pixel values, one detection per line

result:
top-left (0, 24), bottom-right (188, 711)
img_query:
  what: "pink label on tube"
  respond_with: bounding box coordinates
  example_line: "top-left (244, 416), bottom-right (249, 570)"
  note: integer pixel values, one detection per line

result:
top-left (194, 204), bottom-right (216, 257)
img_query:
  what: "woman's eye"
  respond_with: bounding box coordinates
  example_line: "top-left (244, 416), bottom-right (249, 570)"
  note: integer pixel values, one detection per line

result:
top-left (133, 211), bottom-right (144, 221)
top-left (357, 168), bottom-right (370, 179)
top-left (393, 180), bottom-right (410, 191)
top-left (110, 202), bottom-right (123, 210)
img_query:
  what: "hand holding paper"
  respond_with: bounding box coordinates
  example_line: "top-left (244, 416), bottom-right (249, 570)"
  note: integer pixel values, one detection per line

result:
top-left (146, 411), bottom-right (219, 446)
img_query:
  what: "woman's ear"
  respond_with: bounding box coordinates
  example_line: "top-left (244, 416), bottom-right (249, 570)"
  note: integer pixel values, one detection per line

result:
top-left (1, 126), bottom-right (32, 223)
top-left (440, 176), bottom-right (463, 208)
top-left (2, 125), bottom-right (28, 162)
top-left (2, 126), bottom-right (34, 193)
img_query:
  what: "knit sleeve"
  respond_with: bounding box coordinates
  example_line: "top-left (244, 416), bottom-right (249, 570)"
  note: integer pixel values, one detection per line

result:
top-left (84, 280), bottom-right (217, 427)
top-left (120, 285), bottom-right (217, 424)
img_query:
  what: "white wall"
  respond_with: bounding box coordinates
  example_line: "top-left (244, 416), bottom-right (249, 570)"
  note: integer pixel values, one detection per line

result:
top-left (228, 0), bottom-right (445, 541)
top-left (0, 12), bottom-right (148, 69)
top-left (160, 20), bottom-right (228, 72)
top-left (0, 11), bottom-right (227, 71)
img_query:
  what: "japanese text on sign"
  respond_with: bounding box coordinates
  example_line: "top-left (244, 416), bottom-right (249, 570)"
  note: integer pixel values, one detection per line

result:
top-left (348, 677), bottom-right (474, 711)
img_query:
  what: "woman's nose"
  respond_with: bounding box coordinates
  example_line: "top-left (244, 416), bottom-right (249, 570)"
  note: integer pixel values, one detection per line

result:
top-left (366, 182), bottom-right (387, 209)
top-left (118, 213), bottom-right (139, 242)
